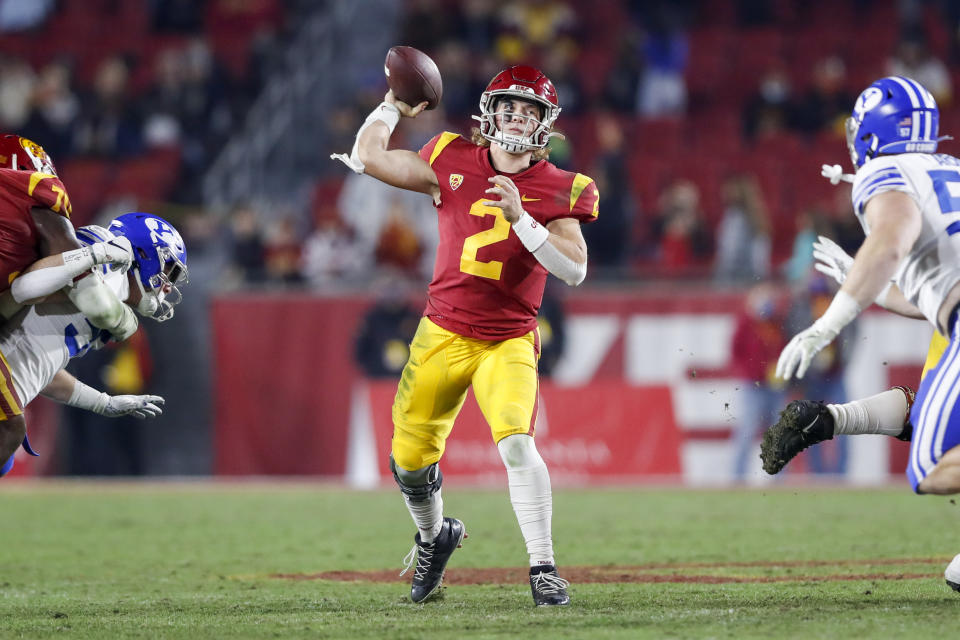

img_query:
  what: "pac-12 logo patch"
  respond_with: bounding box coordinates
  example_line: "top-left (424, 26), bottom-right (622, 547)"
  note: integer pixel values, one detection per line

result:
top-left (449, 174), bottom-right (463, 191)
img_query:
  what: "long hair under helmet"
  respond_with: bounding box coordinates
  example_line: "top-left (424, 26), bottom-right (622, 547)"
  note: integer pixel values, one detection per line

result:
top-left (472, 65), bottom-right (561, 154)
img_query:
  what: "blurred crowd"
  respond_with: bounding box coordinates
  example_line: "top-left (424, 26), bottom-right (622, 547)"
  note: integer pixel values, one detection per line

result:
top-left (269, 0), bottom-right (960, 292)
top-left (2, 0), bottom-right (959, 295)
top-left (0, 0), bottom-right (290, 211)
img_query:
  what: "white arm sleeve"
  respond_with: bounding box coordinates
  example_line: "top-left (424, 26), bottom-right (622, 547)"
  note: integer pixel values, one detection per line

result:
top-left (66, 270), bottom-right (138, 339)
top-left (10, 247), bottom-right (98, 303)
top-left (531, 240), bottom-right (587, 286)
top-left (511, 211), bottom-right (587, 286)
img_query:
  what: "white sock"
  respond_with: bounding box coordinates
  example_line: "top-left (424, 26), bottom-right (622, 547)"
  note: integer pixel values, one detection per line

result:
top-left (498, 434), bottom-right (555, 567)
top-left (404, 488), bottom-right (443, 543)
top-left (828, 388), bottom-right (909, 437)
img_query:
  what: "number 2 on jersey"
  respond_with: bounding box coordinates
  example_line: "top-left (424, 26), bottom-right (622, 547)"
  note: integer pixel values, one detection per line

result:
top-left (929, 169), bottom-right (960, 234)
top-left (460, 199), bottom-right (510, 280)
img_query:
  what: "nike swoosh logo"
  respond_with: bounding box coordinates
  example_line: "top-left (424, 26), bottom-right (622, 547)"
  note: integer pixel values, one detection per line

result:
top-left (801, 416), bottom-right (819, 433)
top-left (521, 195), bottom-right (540, 202)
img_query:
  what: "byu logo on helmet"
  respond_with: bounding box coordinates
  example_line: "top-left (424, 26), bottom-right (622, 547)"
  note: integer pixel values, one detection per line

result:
top-left (144, 216), bottom-right (185, 253)
top-left (108, 212), bottom-right (188, 322)
top-left (846, 76), bottom-right (945, 169)
top-left (853, 87), bottom-right (883, 119)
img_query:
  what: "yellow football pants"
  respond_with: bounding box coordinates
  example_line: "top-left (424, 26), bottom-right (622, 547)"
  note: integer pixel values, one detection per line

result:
top-left (391, 317), bottom-right (539, 471)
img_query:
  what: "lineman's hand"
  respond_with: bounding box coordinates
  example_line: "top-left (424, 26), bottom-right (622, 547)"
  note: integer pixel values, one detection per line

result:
top-left (99, 394), bottom-right (165, 419)
top-left (384, 90), bottom-right (428, 118)
top-left (484, 176), bottom-right (523, 223)
top-left (812, 235), bottom-right (854, 285)
top-left (776, 321), bottom-right (838, 380)
top-left (89, 236), bottom-right (134, 270)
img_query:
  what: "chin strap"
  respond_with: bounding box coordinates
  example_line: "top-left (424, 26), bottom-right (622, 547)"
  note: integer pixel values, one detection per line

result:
top-left (132, 269), bottom-right (160, 317)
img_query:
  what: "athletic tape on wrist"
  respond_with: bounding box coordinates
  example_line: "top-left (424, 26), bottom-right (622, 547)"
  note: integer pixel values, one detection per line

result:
top-left (366, 101), bottom-right (401, 133)
top-left (68, 380), bottom-right (109, 413)
top-left (62, 246), bottom-right (96, 268)
top-left (331, 102), bottom-right (402, 174)
top-left (818, 290), bottom-right (861, 334)
top-left (512, 211), bottom-right (550, 252)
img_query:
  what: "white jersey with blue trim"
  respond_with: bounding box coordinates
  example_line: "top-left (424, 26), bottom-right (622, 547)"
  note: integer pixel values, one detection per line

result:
top-left (0, 225), bottom-right (129, 406)
top-left (852, 152), bottom-right (960, 331)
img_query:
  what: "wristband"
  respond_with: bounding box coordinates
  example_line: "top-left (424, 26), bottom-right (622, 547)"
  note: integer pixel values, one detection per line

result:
top-left (330, 102), bottom-right (401, 174)
top-left (366, 101), bottom-right (401, 133)
top-left (816, 290), bottom-right (861, 334)
top-left (68, 380), bottom-right (109, 414)
top-left (512, 211), bottom-right (550, 252)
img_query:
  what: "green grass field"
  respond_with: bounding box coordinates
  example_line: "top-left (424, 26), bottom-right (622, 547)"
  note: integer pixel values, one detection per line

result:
top-left (1, 481), bottom-right (958, 639)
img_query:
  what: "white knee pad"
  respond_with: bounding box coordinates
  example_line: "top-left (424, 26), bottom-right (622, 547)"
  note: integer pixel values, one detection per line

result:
top-left (497, 434), bottom-right (544, 469)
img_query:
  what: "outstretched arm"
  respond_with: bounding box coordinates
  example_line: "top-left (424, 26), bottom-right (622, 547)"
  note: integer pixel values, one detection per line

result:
top-left (812, 234), bottom-right (924, 319)
top-left (41, 369), bottom-right (165, 419)
top-left (778, 191), bottom-right (921, 379)
top-left (332, 91), bottom-right (440, 201)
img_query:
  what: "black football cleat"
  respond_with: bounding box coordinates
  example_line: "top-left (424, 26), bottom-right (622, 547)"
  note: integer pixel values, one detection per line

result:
top-left (401, 517), bottom-right (465, 603)
top-left (760, 400), bottom-right (835, 475)
top-left (529, 565), bottom-right (570, 606)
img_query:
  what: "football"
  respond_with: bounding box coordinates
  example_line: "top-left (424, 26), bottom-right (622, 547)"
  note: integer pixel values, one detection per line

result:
top-left (384, 46), bottom-right (443, 110)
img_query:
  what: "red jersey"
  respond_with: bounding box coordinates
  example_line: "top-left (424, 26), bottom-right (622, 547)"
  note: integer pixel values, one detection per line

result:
top-left (418, 132), bottom-right (598, 340)
top-left (0, 169), bottom-right (72, 290)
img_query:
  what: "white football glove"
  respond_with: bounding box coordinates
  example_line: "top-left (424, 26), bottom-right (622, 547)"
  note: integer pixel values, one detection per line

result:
top-left (99, 394), bottom-right (165, 419)
top-left (89, 236), bottom-right (134, 270)
top-left (776, 320), bottom-right (839, 380)
top-left (812, 235), bottom-right (895, 308)
top-left (821, 164), bottom-right (854, 185)
top-left (777, 291), bottom-right (860, 380)
top-left (812, 235), bottom-right (853, 285)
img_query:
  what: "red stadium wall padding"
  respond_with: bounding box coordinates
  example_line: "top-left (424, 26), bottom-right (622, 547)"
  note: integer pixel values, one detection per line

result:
top-left (212, 295), bottom-right (370, 475)
top-left (365, 381), bottom-right (682, 482)
top-left (212, 289), bottom-right (929, 481)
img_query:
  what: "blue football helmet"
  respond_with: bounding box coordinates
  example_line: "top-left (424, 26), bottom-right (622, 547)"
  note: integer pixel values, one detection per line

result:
top-left (107, 212), bottom-right (188, 322)
top-left (846, 76), bottom-right (942, 169)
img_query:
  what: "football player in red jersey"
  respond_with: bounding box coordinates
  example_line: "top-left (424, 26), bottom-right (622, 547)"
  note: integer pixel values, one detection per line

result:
top-left (333, 65), bottom-right (597, 605)
top-left (0, 134), bottom-right (139, 470)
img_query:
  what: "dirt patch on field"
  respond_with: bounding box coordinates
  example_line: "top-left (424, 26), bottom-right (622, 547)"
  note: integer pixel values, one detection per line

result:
top-left (273, 558), bottom-right (946, 585)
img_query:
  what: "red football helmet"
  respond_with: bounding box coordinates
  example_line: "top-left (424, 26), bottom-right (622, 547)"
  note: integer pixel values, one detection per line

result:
top-left (473, 65), bottom-right (561, 153)
top-left (0, 134), bottom-right (57, 176)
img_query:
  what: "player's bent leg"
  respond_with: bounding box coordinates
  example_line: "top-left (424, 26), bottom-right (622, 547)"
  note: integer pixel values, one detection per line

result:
top-left (497, 434), bottom-right (570, 606)
top-left (916, 446), bottom-right (960, 495)
top-left (391, 456), bottom-right (465, 604)
top-left (907, 337), bottom-right (960, 493)
top-left (761, 386), bottom-right (916, 475)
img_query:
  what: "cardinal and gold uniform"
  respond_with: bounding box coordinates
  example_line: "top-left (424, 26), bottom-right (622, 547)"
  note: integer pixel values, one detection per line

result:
top-left (391, 132), bottom-right (598, 471)
top-left (0, 168), bottom-right (72, 289)
top-left (0, 168), bottom-right (73, 419)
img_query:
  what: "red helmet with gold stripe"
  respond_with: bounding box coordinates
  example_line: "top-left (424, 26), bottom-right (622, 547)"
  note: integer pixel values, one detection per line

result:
top-left (0, 134), bottom-right (57, 176)
top-left (473, 65), bottom-right (561, 154)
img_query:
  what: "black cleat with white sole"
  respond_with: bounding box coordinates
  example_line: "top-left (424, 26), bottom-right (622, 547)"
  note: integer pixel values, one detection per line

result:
top-left (760, 400), bottom-right (835, 475)
top-left (529, 565), bottom-right (570, 606)
top-left (401, 517), bottom-right (466, 603)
